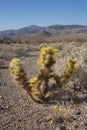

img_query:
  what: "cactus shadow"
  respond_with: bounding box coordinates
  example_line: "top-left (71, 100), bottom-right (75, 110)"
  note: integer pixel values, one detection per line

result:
top-left (44, 66), bottom-right (87, 105)
top-left (0, 65), bottom-right (9, 70)
top-left (45, 88), bottom-right (87, 105)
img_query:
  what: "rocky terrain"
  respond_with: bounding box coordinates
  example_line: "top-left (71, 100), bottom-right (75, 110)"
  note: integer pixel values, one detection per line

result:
top-left (0, 42), bottom-right (87, 130)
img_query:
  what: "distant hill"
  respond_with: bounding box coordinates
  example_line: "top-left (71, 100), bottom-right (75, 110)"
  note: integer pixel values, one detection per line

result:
top-left (0, 24), bottom-right (87, 42)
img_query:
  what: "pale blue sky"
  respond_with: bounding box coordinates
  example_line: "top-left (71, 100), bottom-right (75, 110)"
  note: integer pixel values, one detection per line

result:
top-left (0, 0), bottom-right (87, 30)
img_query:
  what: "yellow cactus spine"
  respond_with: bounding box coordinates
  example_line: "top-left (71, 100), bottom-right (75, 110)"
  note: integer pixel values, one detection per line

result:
top-left (9, 58), bottom-right (28, 88)
top-left (60, 58), bottom-right (80, 83)
top-left (37, 46), bottom-right (59, 68)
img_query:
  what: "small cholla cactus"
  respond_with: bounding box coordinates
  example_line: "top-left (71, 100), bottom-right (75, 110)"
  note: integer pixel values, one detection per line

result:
top-left (9, 46), bottom-right (79, 103)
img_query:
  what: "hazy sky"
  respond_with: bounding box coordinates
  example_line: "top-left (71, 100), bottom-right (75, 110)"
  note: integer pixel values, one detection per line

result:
top-left (0, 0), bottom-right (87, 30)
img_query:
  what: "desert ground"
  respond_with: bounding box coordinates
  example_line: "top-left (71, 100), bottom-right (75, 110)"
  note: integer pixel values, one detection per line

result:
top-left (0, 42), bottom-right (87, 130)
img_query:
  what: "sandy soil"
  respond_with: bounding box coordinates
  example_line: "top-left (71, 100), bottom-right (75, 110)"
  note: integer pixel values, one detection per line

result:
top-left (0, 42), bottom-right (87, 130)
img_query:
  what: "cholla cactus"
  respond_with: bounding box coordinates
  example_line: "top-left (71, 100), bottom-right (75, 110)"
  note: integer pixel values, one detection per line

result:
top-left (37, 46), bottom-right (59, 68)
top-left (37, 46), bottom-right (59, 80)
top-left (9, 46), bottom-right (79, 103)
top-left (37, 46), bottom-right (60, 95)
top-left (29, 76), bottom-right (41, 96)
top-left (9, 58), bottom-right (44, 103)
top-left (60, 58), bottom-right (79, 83)
top-left (9, 58), bottom-right (28, 87)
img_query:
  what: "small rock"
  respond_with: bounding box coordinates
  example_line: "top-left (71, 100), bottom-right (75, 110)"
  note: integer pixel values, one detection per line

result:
top-left (75, 110), bottom-right (81, 115)
top-left (55, 127), bottom-right (60, 130)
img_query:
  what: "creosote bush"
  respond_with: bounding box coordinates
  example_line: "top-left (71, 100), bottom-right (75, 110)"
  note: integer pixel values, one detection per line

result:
top-left (9, 46), bottom-right (79, 103)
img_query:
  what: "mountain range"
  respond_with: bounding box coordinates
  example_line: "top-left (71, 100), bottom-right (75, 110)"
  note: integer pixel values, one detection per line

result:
top-left (0, 24), bottom-right (87, 42)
